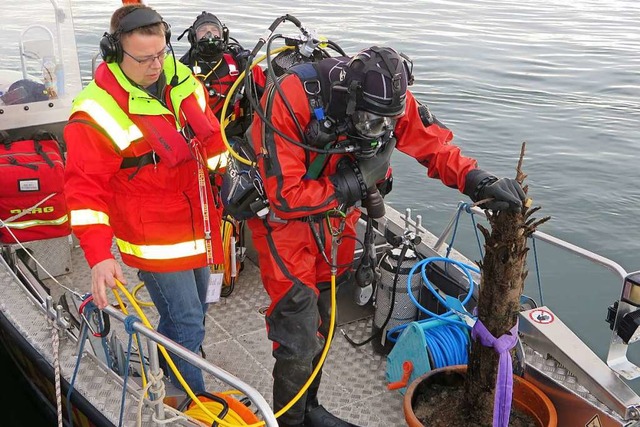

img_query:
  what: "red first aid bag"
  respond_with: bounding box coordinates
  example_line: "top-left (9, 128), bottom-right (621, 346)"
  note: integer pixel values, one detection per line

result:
top-left (0, 130), bottom-right (71, 243)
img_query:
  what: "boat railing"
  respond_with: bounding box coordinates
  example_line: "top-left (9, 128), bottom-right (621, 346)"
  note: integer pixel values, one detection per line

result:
top-left (100, 305), bottom-right (279, 426)
top-left (8, 248), bottom-right (279, 426)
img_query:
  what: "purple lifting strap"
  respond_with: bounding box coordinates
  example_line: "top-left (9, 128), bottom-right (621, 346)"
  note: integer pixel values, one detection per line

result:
top-left (471, 319), bottom-right (519, 427)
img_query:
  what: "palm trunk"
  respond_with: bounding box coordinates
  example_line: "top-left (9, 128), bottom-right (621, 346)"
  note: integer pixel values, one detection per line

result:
top-left (463, 143), bottom-right (549, 424)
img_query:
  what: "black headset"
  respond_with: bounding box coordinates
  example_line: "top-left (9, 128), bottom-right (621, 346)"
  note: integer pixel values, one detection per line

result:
top-left (100, 7), bottom-right (171, 64)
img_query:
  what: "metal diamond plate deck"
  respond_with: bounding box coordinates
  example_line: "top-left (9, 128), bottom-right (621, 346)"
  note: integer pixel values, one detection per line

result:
top-left (2, 239), bottom-right (407, 426)
top-left (0, 260), bottom-right (196, 426)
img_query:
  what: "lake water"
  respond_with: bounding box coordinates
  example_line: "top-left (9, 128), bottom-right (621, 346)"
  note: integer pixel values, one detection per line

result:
top-left (2, 0), bottom-right (640, 421)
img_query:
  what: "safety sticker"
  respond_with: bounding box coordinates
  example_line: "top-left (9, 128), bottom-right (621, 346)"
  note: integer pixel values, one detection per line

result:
top-left (586, 414), bottom-right (602, 427)
top-left (529, 309), bottom-right (555, 324)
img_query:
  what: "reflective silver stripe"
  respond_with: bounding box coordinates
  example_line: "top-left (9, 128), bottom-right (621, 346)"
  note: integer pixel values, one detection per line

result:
top-left (194, 84), bottom-right (207, 111)
top-left (70, 209), bottom-right (110, 226)
top-left (207, 151), bottom-right (229, 171)
top-left (116, 238), bottom-right (206, 260)
top-left (75, 99), bottom-right (143, 150)
top-left (4, 215), bottom-right (69, 229)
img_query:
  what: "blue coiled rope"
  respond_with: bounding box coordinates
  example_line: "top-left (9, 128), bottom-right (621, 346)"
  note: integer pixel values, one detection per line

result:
top-left (423, 322), bottom-right (469, 368)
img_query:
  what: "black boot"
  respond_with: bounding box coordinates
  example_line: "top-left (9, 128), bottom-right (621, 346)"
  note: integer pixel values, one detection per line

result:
top-left (303, 405), bottom-right (362, 427)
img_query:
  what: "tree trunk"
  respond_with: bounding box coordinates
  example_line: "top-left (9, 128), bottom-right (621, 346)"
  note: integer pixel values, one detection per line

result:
top-left (463, 143), bottom-right (549, 425)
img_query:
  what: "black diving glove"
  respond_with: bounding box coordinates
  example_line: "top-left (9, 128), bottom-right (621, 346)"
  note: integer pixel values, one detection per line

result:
top-left (330, 158), bottom-right (367, 207)
top-left (463, 168), bottom-right (526, 213)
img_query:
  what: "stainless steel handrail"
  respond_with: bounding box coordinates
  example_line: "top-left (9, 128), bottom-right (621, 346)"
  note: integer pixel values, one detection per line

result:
top-left (103, 305), bottom-right (278, 427)
top-left (467, 205), bottom-right (628, 280)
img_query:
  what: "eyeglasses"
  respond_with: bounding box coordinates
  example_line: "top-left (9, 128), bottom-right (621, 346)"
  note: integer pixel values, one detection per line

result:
top-left (352, 110), bottom-right (397, 138)
top-left (123, 46), bottom-right (171, 66)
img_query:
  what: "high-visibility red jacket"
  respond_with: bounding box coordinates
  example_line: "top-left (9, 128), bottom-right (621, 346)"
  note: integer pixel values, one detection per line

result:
top-left (64, 59), bottom-right (225, 272)
top-left (248, 73), bottom-right (478, 221)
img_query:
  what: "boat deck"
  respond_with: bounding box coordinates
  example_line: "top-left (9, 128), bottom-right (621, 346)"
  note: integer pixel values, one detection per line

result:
top-left (5, 209), bottom-right (637, 426)
top-left (47, 237), bottom-right (406, 426)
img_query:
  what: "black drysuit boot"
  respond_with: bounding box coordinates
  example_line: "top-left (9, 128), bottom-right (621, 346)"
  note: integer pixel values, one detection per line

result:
top-left (303, 404), bottom-right (362, 427)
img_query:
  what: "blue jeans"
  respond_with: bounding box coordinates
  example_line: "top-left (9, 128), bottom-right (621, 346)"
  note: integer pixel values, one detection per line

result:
top-left (138, 267), bottom-right (210, 394)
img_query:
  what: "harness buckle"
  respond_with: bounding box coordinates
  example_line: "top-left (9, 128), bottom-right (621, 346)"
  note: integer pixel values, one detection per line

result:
top-left (303, 79), bottom-right (321, 96)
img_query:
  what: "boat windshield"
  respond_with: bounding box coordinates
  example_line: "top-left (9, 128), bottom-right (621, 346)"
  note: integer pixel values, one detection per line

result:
top-left (0, 0), bottom-right (82, 130)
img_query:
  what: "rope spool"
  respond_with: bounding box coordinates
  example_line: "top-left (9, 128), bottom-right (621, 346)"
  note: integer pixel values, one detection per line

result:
top-left (183, 393), bottom-right (260, 425)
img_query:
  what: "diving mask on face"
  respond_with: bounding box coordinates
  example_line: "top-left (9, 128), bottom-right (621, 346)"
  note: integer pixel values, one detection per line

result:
top-left (351, 110), bottom-right (397, 139)
top-left (196, 23), bottom-right (222, 41)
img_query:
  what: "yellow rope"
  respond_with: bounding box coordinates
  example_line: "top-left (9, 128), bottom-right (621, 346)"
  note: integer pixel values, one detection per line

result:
top-left (184, 401), bottom-right (249, 425)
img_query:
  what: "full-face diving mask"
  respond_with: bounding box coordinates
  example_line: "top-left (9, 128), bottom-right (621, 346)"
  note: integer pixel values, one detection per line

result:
top-left (351, 110), bottom-right (398, 138)
top-left (195, 23), bottom-right (225, 57)
top-left (349, 110), bottom-right (400, 158)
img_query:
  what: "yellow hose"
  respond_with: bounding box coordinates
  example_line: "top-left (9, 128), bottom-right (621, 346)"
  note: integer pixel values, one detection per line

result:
top-left (220, 46), bottom-right (294, 166)
top-left (131, 281), bottom-right (154, 307)
top-left (112, 281), bottom-right (256, 427)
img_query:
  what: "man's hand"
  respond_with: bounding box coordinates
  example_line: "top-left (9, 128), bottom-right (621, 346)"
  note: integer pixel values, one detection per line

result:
top-left (91, 258), bottom-right (126, 309)
top-left (464, 169), bottom-right (526, 213)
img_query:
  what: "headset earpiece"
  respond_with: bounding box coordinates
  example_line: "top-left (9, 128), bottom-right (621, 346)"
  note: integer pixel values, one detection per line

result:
top-left (162, 22), bottom-right (172, 45)
top-left (186, 26), bottom-right (197, 46)
top-left (99, 7), bottom-right (170, 64)
top-left (222, 25), bottom-right (229, 47)
top-left (100, 32), bottom-right (121, 63)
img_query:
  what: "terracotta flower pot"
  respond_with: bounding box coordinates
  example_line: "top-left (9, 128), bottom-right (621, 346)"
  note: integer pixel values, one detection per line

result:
top-left (403, 365), bottom-right (557, 427)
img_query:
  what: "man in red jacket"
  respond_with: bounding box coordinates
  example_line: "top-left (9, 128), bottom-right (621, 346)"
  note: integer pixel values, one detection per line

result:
top-left (245, 46), bottom-right (525, 426)
top-left (64, 4), bottom-right (226, 394)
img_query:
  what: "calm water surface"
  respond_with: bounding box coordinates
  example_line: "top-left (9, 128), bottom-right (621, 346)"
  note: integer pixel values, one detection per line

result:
top-left (70, 0), bottom-right (640, 363)
top-left (2, 1), bottom-right (640, 415)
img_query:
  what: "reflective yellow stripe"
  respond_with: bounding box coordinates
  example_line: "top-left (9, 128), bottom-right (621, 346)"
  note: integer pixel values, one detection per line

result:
top-left (4, 215), bottom-right (69, 229)
top-left (116, 238), bottom-right (206, 260)
top-left (70, 209), bottom-right (110, 226)
top-left (207, 151), bottom-right (229, 171)
top-left (74, 99), bottom-right (143, 150)
top-left (194, 84), bottom-right (207, 111)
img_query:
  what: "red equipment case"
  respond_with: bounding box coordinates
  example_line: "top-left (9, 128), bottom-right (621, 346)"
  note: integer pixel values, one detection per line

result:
top-left (0, 130), bottom-right (71, 244)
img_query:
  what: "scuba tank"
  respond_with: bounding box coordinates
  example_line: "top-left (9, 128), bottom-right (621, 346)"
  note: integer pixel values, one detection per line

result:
top-left (371, 246), bottom-right (422, 355)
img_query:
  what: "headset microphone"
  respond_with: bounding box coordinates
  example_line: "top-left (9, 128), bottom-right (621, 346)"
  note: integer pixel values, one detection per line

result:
top-left (170, 43), bottom-right (179, 87)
